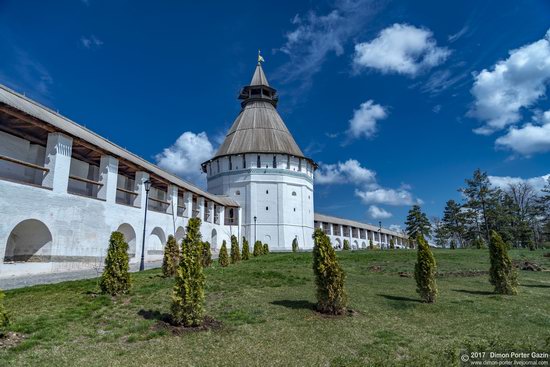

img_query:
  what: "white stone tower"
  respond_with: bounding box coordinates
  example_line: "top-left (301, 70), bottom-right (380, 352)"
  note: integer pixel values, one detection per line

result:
top-left (201, 59), bottom-right (316, 250)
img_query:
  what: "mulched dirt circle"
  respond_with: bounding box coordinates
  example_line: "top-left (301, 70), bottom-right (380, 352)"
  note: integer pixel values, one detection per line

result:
top-left (0, 332), bottom-right (26, 349)
top-left (152, 316), bottom-right (223, 335)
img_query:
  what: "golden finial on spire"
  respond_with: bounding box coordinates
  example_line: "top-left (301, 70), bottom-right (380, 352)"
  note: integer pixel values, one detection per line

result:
top-left (258, 49), bottom-right (265, 64)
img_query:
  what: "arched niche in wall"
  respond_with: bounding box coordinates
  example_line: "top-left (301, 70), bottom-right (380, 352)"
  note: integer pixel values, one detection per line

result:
top-left (4, 219), bottom-right (53, 263)
top-left (116, 223), bottom-right (137, 258)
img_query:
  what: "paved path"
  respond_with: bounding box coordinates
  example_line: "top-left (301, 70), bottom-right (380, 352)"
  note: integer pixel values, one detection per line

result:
top-left (0, 261), bottom-right (162, 290)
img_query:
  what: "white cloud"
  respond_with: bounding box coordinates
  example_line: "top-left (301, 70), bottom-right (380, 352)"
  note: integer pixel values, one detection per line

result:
top-left (80, 35), bottom-right (103, 49)
top-left (367, 205), bottom-right (392, 219)
top-left (316, 159), bottom-right (420, 207)
top-left (347, 100), bottom-right (388, 139)
top-left (155, 131), bottom-right (215, 187)
top-left (495, 122), bottom-right (550, 155)
top-left (489, 173), bottom-right (550, 192)
top-left (353, 23), bottom-right (451, 76)
top-left (315, 159), bottom-right (376, 185)
top-left (275, 0), bottom-right (383, 87)
top-left (389, 224), bottom-right (403, 232)
top-left (448, 25), bottom-right (469, 43)
top-left (470, 29), bottom-right (550, 135)
top-left (355, 187), bottom-right (417, 206)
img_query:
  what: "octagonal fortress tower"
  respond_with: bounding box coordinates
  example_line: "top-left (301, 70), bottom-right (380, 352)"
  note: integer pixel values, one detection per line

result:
top-left (201, 60), bottom-right (316, 250)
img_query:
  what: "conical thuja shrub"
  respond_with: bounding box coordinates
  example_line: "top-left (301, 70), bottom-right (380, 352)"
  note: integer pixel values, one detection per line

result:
top-left (230, 235), bottom-right (241, 264)
top-left (414, 235), bottom-right (438, 303)
top-left (100, 231), bottom-right (131, 295)
top-left (343, 239), bottom-right (350, 250)
top-left (489, 230), bottom-right (518, 295)
top-left (242, 237), bottom-right (250, 260)
top-left (162, 235), bottom-right (180, 277)
top-left (202, 241), bottom-right (213, 268)
top-left (312, 229), bottom-right (347, 315)
top-left (218, 240), bottom-right (229, 267)
top-left (292, 238), bottom-right (299, 253)
top-left (263, 243), bottom-right (269, 254)
top-left (253, 241), bottom-right (263, 257)
top-left (0, 289), bottom-right (9, 335)
top-left (171, 217), bottom-right (205, 326)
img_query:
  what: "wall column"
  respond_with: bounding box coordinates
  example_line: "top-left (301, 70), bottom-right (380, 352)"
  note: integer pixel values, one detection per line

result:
top-left (42, 132), bottom-right (73, 193)
top-left (168, 184), bottom-right (178, 215)
top-left (98, 155), bottom-right (119, 202)
top-left (198, 196), bottom-right (205, 222)
top-left (134, 171), bottom-right (150, 208)
top-left (183, 191), bottom-right (193, 217)
top-left (207, 201), bottom-right (214, 223)
top-left (217, 205), bottom-right (225, 226)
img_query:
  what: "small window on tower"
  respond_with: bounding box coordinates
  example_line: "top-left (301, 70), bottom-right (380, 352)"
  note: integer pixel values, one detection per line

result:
top-left (257, 155), bottom-right (261, 168)
top-left (292, 191), bottom-right (297, 196)
top-left (236, 191), bottom-right (240, 196)
top-left (293, 208), bottom-right (296, 212)
top-left (217, 160), bottom-right (220, 173)
top-left (266, 206), bottom-right (269, 211)
top-left (266, 190), bottom-right (269, 194)
top-left (243, 155), bottom-right (246, 169)
top-left (229, 156), bottom-right (232, 170)
top-left (287, 155), bottom-right (290, 169)
top-left (273, 155), bottom-right (277, 168)
top-left (298, 159), bottom-right (302, 171)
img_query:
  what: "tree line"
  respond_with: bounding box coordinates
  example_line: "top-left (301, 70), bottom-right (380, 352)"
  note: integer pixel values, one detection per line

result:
top-left (407, 169), bottom-right (550, 249)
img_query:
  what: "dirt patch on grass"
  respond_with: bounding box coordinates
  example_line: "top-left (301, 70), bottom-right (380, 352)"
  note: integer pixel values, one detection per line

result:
top-left (513, 260), bottom-right (543, 271)
top-left (0, 332), bottom-right (26, 349)
top-left (315, 308), bottom-right (358, 319)
top-left (152, 316), bottom-right (223, 335)
top-left (368, 265), bottom-right (383, 272)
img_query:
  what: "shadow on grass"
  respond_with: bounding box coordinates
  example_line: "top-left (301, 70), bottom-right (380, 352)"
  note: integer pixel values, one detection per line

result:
top-left (453, 289), bottom-right (495, 295)
top-left (271, 300), bottom-right (316, 310)
top-left (378, 294), bottom-right (422, 303)
top-left (521, 284), bottom-right (550, 288)
top-left (138, 309), bottom-right (171, 323)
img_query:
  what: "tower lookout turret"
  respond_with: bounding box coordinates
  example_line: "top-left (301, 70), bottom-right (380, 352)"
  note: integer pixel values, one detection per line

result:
top-left (201, 58), bottom-right (316, 250)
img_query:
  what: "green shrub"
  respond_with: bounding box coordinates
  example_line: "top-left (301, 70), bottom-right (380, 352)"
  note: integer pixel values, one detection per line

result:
top-left (312, 228), bottom-right (347, 315)
top-left (100, 231), bottom-right (131, 295)
top-left (218, 240), bottom-right (229, 267)
top-left (242, 237), bottom-right (250, 260)
top-left (369, 239), bottom-right (374, 250)
top-left (171, 217), bottom-right (205, 327)
top-left (451, 239), bottom-right (456, 250)
top-left (162, 235), bottom-right (179, 277)
top-left (389, 239), bottom-right (395, 249)
top-left (414, 235), bottom-right (438, 303)
top-left (489, 230), bottom-right (518, 295)
top-left (292, 238), bottom-right (299, 253)
top-left (343, 239), bottom-right (350, 251)
top-left (230, 235), bottom-right (241, 264)
top-left (263, 243), bottom-right (269, 254)
top-left (473, 237), bottom-right (485, 249)
top-left (0, 288), bottom-right (9, 335)
top-left (202, 241), bottom-right (213, 268)
top-left (253, 241), bottom-right (263, 257)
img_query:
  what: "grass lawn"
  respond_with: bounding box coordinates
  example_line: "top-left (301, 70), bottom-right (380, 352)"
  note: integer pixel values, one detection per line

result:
top-left (1, 249), bottom-right (549, 366)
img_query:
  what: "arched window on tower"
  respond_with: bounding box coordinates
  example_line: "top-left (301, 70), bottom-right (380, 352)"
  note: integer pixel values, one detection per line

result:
top-left (257, 155), bottom-right (261, 168)
top-left (287, 155), bottom-right (290, 169)
top-left (298, 159), bottom-right (302, 171)
top-left (273, 155), bottom-right (277, 168)
top-left (217, 159), bottom-right (220, 173)
top-left (229, 156), bottom-right (232, 170)
top-left (243, 155), bottom-right (246, 169)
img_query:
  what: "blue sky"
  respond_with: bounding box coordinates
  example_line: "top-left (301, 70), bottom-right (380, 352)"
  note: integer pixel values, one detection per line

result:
top-left (1, 0), bottom-right (549, 231)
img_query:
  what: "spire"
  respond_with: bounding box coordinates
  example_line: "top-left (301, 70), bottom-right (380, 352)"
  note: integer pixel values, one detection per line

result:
top-left (250, 51), bottom-right (269, 87)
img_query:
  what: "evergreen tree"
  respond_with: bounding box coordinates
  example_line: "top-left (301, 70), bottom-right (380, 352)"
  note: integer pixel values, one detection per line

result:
top-left (162, 235), bottom-right (179, 277)
top-left (405, 205), bottom-right (431, 244)
top-left (263, 243), bottom-right (269, 254)
top-left (171, 217), bottom-right (205, 326)
top-left (460, 169), bottom-right (499, 243)
top-left (100, 231), bottom-right (131, 295)
top-left (489, 230), bottom-right (518, 295)
top-left (253, 240), bottom-right (263, 257)
top-left (472, 236), bottom-right (485, 249)
top-left (241, 237), bottom-right (250, 260)
top-left (202, 241), bottom-right (213, 267)
top-left (292, 238), bottom-right (299, 253)
top-left (312, 229), bottom-right (347, 314)
top-left (343, 239), bottom-right (351, 250)
top-left (230, 235), bottom-right (241, 264)
top-left (449, 239), bottom-right (457, 250)
top-left (0, 288), bottom-right (9, 335)
top-left (218, 240), bottom-right (229, 267)
top-left (414, 235), bottom-right (438, 303)
top-left (441, 200), bottom-right (467, 247)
